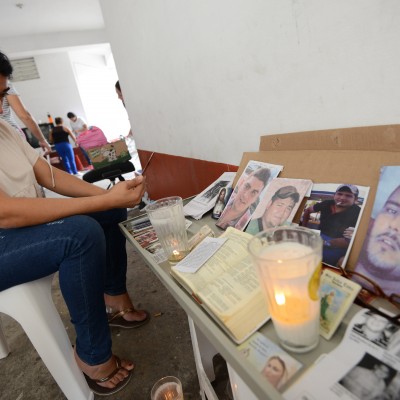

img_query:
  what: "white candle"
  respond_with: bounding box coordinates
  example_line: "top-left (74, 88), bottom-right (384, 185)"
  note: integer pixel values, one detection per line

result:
top-left (257, 241), bottom-right (321, 352)
top-left (152, 381), bottom-right (183, 400)
top-left (168, 249), bottom-right (187, 263)
top-left (272, 297), bottom-right (320, 348)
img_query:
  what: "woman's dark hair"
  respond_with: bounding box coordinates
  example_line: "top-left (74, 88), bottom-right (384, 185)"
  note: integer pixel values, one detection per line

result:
top-left (0, 51), bottom-right (13, 78)
top-left (67, 112), bottom-right (76, 119)
top-left (115, 80), bottom-right (121, 91)
top-left (55, 117), bottom-right (63, 125)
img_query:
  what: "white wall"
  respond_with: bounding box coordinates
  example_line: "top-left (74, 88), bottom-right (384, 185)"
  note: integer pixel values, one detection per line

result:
top-left (69, 51), bottom-right (130, 139)
top-left (7, 48), bottom-right (130, 142)
top-left (100, 0), bottom-right (400, 165)
top-left (12, 52), bottom-right (84, 125)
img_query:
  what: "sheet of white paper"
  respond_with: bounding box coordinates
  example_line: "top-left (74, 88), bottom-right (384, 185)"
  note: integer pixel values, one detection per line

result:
top-left (173, 237), bottom-right (227, 273)
top-left (283, 309), bottom-right (400, 400)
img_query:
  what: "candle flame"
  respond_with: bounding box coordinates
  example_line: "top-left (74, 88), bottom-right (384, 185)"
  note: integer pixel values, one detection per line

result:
top-left (275, 292), bottom-right (286, 306)
top-left (173, 250), bottom-right (180, 256)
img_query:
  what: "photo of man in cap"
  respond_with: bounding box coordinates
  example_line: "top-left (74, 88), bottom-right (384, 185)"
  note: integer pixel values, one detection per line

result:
top-left (301, 184), bottom-right (361, 267)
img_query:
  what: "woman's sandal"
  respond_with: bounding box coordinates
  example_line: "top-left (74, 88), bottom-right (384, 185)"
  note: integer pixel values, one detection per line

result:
top-left (83, 356), bottom-right (133, 396)
top-left (107, 308), bottom-right (150, 329)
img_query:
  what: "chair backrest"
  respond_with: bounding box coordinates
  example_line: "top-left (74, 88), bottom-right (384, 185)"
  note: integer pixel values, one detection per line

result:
top-left (76, 126), bottom-right (108, 150)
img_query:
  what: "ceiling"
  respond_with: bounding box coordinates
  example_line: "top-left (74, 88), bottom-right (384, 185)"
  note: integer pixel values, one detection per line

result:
top-left (0, 0), bottom-right (104, 38)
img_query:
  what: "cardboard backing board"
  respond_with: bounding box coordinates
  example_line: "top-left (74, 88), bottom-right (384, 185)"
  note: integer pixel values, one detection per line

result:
top-left (234, 150), bottom-right (400, 269)
top-left (259, 124), bottom-right (400, 152)
top-left (87, 139), bottom-right (131, 169)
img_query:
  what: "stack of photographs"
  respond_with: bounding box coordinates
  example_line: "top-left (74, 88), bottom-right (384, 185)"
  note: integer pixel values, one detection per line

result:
top-left (125, 216), bottom-right (163, 255)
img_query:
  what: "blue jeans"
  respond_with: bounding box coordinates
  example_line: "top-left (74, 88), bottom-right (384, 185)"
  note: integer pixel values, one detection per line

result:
top-left (55, 141), bottom-right (78, 174)
top-left (0, 208), bottom-right (128, 365)
top-left (321, 233), bottom-right (348, 267)
top-left (79, 146), bottom-right (92, 166)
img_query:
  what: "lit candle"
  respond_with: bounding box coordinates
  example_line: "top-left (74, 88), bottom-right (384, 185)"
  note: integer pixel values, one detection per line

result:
top-left (271, 292), bottom-right (320, 349)
top-left (168, 249), bottom-right (186, 263)
top-left (151, 380), bottom-right (183, 400)
top-left (254, 239), bottom-right (322, 353)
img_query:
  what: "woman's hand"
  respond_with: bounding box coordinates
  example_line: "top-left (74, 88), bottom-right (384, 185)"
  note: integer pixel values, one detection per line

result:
top-left (106, 175), bottom-right (146, 209)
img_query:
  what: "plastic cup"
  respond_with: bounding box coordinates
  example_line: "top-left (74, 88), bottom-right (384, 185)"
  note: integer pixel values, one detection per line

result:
top-left (145, 196), bottom-right (189, 263)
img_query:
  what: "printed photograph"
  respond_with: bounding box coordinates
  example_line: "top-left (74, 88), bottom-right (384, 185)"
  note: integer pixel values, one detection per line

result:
top-left (135, 229), bottom-right (159, 248)
top-left (145, 241), bottom-right (163, 255)
top-left (199, 180), bottom-right (232, 203)
top-left (216, 160), bottom-right (283, 231)
top-left (299, 183), bottom-right (369, 268)
top-left (339, 353), bottom-right (397, 400)
top-left (212, 187), bottom-right (231, 219)
top-left (245, 178), bottom-right (312, 235)
top-left (319, 269), bottom-right (361, 340)
top-left (351, 310), bottom-right (399, 349)
top-left (237, 332), bottom-right (302, 392)
top-left (354, 166), bottom-right (400, 298)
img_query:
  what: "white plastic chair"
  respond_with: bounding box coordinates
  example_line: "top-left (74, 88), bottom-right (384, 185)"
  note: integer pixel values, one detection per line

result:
top-left (0, 274), bottom-right (93, 400)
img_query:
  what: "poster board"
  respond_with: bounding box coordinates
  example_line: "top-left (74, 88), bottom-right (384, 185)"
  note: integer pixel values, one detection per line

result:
top-left (233, 149), bottom-right (400, 269)
top-left (259, 124), bottom-right (400, 152)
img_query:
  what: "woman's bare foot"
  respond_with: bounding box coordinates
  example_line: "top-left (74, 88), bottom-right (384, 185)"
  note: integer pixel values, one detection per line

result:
top-left (105, 293), bottom-right (148, 322)
top-left (74, 351), bottom-right (134, 390)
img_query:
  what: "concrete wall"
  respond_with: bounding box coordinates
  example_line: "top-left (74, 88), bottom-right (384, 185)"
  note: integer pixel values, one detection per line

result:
top-left (100, 0), bottom-right (400, 165)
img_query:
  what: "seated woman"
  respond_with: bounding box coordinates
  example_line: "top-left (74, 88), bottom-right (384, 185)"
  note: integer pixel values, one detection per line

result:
top-left (0, 117), bottom-right (149, 396)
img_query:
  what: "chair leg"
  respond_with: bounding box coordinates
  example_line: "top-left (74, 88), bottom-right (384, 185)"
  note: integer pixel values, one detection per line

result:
top-left (0, 276), bottom-right (93, 400)
top-left (0, 317), bottom-right (10, 359)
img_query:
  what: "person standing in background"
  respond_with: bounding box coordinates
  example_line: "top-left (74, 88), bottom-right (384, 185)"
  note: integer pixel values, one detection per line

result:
top-left (115, 80), bottom-right (151, 209)
top-left (49, 117), bottom-right (79, 175)
top-left (67, 111), bottom-right (91, 166)
top-left (115, 81), bottom-right (135, 151)
top-left (0, 51), bottom-right (51, 152)
top-left (67, 111), bottom-right (88, 137)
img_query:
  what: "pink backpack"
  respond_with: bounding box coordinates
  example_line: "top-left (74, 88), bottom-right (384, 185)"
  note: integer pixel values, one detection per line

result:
top-left (76, 126), bottom-right (108, 150)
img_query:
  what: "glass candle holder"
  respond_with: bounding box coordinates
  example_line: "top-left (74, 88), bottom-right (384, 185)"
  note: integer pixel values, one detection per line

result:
top-left (248, 226), bottom-right (323, 353)
top-left (145, 196), bottom-right (189, 263)
top-left (151, 376), bottom-right (184, 400)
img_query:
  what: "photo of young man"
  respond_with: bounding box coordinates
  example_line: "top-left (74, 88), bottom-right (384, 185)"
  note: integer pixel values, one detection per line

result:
top-left (216, 161), bottom-right (282, 231)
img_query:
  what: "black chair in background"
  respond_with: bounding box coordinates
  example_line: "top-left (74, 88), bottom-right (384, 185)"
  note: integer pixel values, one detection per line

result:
top-left (82, 160), bottom-right (135, 189)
